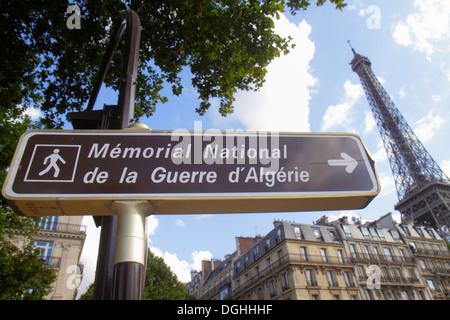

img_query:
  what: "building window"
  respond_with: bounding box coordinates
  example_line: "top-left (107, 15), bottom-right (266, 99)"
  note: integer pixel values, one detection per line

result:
top-left (255, 266), bottom-right (260, 280)
top-left (418, 259), bottom-right (427, 271)
top-left (219, 286), bottom-right (231, 300)
top-left (363, 245), bottom-right (371, 259)
top-left (306, 269), bottom-right (316, 286)
top-left (383, 247), bottom-right (393, 262)
top-left (300, 246), bottom-right (308, 261)
top-left (349, 244), bottom-right (358, 259)
top-left (265, 238), bottom-right (270, 252)
top-left (401, 225), bottom-right (411, 235)
top-left (281, 273), bottom-right (289, 291)
top-left (415, 227), bottom-right (424, 238)
top-left (320, 248), bottom-right (329, 263)
top-left (244, 274), bottom-right (249, 287)
top-left (293, 226), bottom-right (303, 240)
top-left (35, 241), bottom-right (53, 263)
top-left (235, 260), bottom-right (241, 275)
top-left (313, 228), bottom-right (324, 241)
top-left (373, 246), bottom-right (381, 259)
top-left (418, 291), bottom-right (426, 300)
top-left (276, 227), bottom-right (282, 244)
top-left (366, 289), bottom-right (375, 300)
top-left (425, 227), bottom-right (436, 239)
top-left (257, 288), bottom-right (264, 300)
top-left (329, 229), bottom-right (340, 243)
top-left (253, 245), bottom-right (259, 260)
top-left (344, 271), bottom-right (355, 287)
top-left (40, 216), bottom-right (59, 230)
top-left (337, 249), bottom-right (345, 264)
top-left (427, 279), bottom-right (436, 291)
top-left (390, 229), bottom-right (402, 242)
top-left (278, 249), bottom-right (284, 264)
top-left (327, 270), bottom-right (338, 287)
top-left (369, 227), bottom-right (378, 240)
top-left (376, 229), bottom-right (386, 241)
top-left (342, 224), bottom-right (352, 238)
top-left (244, 255), bottom-right (249, 268)
top-left (266, 258), bottom-right (272, 273)
top-left (400, 290), bottom-right (409, 300)
top-left (269, 281), bottom-right (277, 298)
top-left (360, 226), bottom-right (371, 239)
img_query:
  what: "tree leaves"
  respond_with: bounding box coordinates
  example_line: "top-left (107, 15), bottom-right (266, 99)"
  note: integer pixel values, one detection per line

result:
top-left (0, 0), bottom-right (346, 127)
top-left (143, 250), bottom-right (193, 300)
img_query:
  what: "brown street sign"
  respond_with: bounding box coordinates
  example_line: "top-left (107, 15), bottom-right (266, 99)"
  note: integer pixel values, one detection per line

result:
top-left (2, 129), bottom-right (380, 216)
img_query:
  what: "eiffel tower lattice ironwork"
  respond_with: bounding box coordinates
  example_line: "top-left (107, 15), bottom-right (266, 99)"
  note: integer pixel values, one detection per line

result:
top-left (348, 42), bottom-right (450, 238)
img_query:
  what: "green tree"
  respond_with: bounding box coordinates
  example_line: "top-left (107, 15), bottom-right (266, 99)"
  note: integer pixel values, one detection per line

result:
top-left (0, 97), bottom-right (55, 300)
top-left (0, 0), bottom-right (346, 128)
top-left (143, 250), bottom-right (194, 300)
top-left (0, 208), bottom-right (56, 300)
top-left (78, 282), bottom-right (95, 300)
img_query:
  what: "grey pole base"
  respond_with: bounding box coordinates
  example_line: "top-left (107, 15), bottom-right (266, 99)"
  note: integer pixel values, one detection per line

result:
top-left (112, 262), bottom-right (146, 300)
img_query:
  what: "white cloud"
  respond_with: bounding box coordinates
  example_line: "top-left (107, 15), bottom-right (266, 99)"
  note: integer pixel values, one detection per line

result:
top-left (392, 0), bottom-right (450, 60)
top-left (24, 107), bottom-right (43, 121)
top-left (321, 80), bottom-right (363, 131)
top-left (196, 214), bottom-right (213, 220)
top-left (150, 247), bottom-right (212, 283)
top-left (378, 172), bottom-right (396, 197)
top-left (371, 139), bottom-right (388, 163)
top-left (326, 211), bottom-right (367, 225)
top-left (432, 94), bottom-right (442, 102)
top-left (441, 160), bottom-right (450, 177)
top-left (363, 110), bottom-right (376, 134)
top-left (147, 215), bottom-right (159, 235)
top-left (413, 111), bottom-right (444, 142)
top-left (398, 86), bottom-right (406, 99)
top-left (212, 13), bottom-right (316, 132)
top-left (175, 219), bottom-right (186, 228)
top-left (77, 216), bottom-right (101, 298)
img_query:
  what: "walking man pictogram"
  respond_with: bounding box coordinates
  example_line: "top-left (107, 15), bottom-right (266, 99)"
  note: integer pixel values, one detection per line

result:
top-left (39, 149), bottom-right (66, 178)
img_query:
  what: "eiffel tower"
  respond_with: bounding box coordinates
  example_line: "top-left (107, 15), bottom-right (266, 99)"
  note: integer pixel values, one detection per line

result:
top-left (348, 42), bottom-right (450, 239)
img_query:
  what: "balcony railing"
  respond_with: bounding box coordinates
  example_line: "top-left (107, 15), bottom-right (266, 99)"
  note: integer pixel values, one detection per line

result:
top-left (350, 252), bottom-right (415, 264)
top-left (39, 223), bottom-right (86, 235)
top-left (359, 275), bottom-right (421, 285)
top-left (414, 248), bottom-right (450, 257)
top-left (39, 256), bottom-right (62, 269)
top-left (233, 253), bottom-right (354, 297)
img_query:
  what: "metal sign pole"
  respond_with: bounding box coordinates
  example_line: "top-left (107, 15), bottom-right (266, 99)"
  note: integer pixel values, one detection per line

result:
top-left (69, 9), bottom-right (143, 299)
top-left (108, 10), bottom-right (144, 300)
top-left (111, 201), bottom-right (152, 300)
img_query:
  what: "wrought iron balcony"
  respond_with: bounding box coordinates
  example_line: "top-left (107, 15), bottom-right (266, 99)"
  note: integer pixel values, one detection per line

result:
top-left (39, 223), bottom-right (86, 235)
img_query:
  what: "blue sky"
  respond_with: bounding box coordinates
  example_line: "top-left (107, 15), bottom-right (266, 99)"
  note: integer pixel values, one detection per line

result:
top-left (68, 0), bottom-right (450, 295)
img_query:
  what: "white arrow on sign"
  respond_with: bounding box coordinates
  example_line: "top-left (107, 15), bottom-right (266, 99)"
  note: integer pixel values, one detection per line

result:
top-left (327, 152), bottom-right (358, 174)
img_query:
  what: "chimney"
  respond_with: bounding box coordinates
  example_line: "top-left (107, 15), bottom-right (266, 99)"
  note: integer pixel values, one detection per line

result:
top-left (315, 215), bottom-right (329, 226)
top-left (201, 260), bottom-right (212, 277)
top-left (213, 259), bottom-right (222, 270)
top-left (273, 220), bottom-right (283, 228)
top-left (236, 236), bottom-right (260, 256)
top-left (338, 216), bottom-right (349, 224)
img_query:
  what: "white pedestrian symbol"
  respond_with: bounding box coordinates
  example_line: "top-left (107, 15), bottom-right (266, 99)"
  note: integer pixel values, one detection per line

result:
top-left (38, 149), bottom-right (67, 178)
